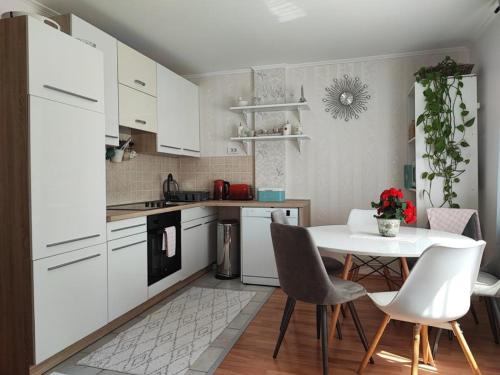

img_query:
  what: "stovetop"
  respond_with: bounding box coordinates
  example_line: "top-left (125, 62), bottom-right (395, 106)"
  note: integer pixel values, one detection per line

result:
top-left (107, 200), bottom-right (186, 211)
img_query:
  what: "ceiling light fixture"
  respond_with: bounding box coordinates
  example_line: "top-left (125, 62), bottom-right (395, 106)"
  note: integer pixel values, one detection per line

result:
top-left (264, 0), bottom-right (306, 23)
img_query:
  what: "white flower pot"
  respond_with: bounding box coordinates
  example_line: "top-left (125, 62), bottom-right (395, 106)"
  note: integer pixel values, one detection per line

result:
top-left (377, 218), bottom-right (400, 237)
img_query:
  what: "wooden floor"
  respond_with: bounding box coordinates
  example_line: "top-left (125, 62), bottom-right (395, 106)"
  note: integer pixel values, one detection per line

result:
top-left (216, 277), bottom-right (500, 374)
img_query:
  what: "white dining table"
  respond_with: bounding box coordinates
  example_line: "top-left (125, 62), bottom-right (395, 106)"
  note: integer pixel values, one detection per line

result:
top-left (307, 224), bottom-right (476, 344)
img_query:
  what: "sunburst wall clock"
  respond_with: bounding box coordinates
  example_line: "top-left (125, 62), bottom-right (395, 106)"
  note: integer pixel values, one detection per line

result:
top-left (323, 75), bottom-right (371, 121)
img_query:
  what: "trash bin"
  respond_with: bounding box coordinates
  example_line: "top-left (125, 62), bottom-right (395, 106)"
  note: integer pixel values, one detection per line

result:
top-left (216, 220), bottom-right (240, 279)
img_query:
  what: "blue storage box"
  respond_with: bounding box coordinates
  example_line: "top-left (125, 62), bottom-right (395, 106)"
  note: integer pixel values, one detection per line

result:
top-left (257, 188), bottom-right (286, 202)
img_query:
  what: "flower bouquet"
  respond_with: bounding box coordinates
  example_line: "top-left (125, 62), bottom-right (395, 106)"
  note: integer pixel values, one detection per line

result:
top-left (371, 188), bottom-right (416, 236)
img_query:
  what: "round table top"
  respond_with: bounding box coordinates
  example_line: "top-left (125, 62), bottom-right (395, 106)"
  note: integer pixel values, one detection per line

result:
top-left (307, 225), bottom-right (476, 257)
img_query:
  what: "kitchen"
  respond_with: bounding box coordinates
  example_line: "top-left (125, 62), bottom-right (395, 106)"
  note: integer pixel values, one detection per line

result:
top-left (1, 1), bottom-right (500, 375)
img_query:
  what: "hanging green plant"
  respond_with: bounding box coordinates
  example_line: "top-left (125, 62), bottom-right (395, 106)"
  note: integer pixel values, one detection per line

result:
top-left (414, 56), bottom-right (475, 208)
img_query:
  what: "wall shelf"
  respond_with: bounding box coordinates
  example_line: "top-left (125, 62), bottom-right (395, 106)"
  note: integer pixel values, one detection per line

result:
top-left (408, 137), bottom-right (415, 143)
top-left (230, 134), bottom-right (311, 154)
top-left (230, 102), bottom-right (310, 123)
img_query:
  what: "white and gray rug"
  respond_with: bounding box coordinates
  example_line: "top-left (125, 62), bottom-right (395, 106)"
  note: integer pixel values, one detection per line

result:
top-left (78, 287), bottom-right (255, 375)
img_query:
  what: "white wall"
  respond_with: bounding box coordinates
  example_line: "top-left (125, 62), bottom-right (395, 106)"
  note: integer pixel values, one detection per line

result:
top-left (474, 18), bottom-right (500, 264)
top-left (191, 49), bottom-right (470, 225)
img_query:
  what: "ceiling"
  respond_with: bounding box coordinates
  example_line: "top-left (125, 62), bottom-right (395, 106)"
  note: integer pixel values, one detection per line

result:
top-left (36, 0), bottom-right (498, 75)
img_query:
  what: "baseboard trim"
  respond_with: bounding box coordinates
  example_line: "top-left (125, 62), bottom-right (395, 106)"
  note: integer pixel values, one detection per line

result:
top-left (29, 267), bottom-right (211, 375)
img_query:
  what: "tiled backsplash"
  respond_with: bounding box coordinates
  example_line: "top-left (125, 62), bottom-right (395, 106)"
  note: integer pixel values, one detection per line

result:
top-left (106, 154), bottom-right (179, 205)
top-left (106, 155), bottom-right (254, 205)
top-left (178, 156), bottom-right (254, 192)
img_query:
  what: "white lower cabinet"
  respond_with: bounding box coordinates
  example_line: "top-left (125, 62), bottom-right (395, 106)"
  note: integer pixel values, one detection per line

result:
top-left (33, 244), bottom-right (107, 363)
top-left (181, 211), bottom-right (218, 279)
top-left (108, 232), bottom-right (148, 321)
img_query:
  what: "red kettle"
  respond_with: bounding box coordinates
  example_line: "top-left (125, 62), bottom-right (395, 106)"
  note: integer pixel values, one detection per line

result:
top-left (213, 180), bottom-right (230, 200)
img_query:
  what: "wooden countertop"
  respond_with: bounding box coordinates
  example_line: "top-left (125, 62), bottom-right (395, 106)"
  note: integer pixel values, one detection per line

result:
top-left (106, 199), bottom-right (311, 222)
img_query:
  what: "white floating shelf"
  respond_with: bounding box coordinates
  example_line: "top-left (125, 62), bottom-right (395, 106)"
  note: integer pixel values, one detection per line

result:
top-left (230, 102), bottom-right (310, 123)
top-left (230, 134), bottom-right (311, 154)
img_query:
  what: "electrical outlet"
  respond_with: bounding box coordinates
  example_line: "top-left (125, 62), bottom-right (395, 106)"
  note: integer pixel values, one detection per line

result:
top-left (227, 146), bottom-right (240, 155)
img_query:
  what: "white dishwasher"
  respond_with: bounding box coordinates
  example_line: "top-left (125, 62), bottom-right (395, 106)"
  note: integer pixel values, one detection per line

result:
top-left (241, 207), bottom-right (298, 286)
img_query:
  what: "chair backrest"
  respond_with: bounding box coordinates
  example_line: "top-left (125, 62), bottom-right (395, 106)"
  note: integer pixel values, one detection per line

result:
top-left (270, 223), bottom-right (334, 304)
top-left (387, 241), bottom-right (486, 323)
top-left (347, 209), bottom-right (377, 225)
top-left (271, 210), bottom-right (289, 225)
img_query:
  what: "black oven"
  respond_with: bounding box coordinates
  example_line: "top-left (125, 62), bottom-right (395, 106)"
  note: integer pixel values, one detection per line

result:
top-left (147, 211), bottom-right (181, 286)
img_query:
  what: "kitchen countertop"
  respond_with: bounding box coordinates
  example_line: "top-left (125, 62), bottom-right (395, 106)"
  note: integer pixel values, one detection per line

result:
top-left (106, 199), bottom-right (311, 222)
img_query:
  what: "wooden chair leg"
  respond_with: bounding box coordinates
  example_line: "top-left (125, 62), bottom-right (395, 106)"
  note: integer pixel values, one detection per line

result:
top-left (412, 324), bottom-right (421, 375)
top-left (273, 296), bottom-right (295, 358)
top-left (329, 254), bottom-right (352, 343)
top-left (358, 314), bottom-right (391, 374)
top-left (451, 321), bottom-right (482, 375)
top-left (400, 257), bottom-right (410, 280)
top-left (420, 325), bottom-right (435, 366)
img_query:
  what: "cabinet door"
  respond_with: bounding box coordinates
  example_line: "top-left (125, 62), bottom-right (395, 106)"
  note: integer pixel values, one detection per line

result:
top-left (28, 17), bottom-right (104, 113)
top-left (181, 219), bottom-right (204, 278)
top-left (70, 15), bottom-right (119, 146)
top-left (156, 64), bottom-right (185, 155)
top-left (33, 244), bottom-right (107, 363)
top-left (182, 80), bottom-right (200, 155)
top-left (108, 233), bottom-right (148, 321)
top-left (30, 96), bottom-right (106, 260)
top-left (119, 84), bottom-right (158, 133)
top-left (117, 41), bottom-right (157, 97)
top-left (202, 215), bottom-right (218, 268)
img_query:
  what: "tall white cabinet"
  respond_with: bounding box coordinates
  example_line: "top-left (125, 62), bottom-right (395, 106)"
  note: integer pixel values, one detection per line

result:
top-left (54, 14), bottom-right (120, 146)
top-left (411, 75), bottom-right (479, 227)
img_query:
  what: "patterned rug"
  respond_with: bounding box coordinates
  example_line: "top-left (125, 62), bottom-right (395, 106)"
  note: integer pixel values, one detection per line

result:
top-left (78, 287), bottom-right (255, 375)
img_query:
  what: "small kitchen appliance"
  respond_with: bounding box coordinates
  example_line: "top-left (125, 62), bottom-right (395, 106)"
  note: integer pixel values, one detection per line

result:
top-left (163, 173), bottom-right (209, 202)
top-left (228, 184), bottom-right (253, 200)
top-left (257, 188), bottom-right (286, 202)
top-left (213, 180), bottom-right (230, 200)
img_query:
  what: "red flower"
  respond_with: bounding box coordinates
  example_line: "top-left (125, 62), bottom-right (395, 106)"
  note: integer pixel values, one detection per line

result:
top-left (380, 187), bottom-right (403, 201)
top-left (403, 200), bottom-right (416, 224)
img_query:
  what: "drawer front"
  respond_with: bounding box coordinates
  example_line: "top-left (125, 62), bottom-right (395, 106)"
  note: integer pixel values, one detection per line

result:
top-left (28, 17), bottom-right (104, 113)
top-left (119, 84), bottom-right (157, 132)
top-left (108, 233), bottom-right (147, 320)
top-left (117, 41), bottom-right (156, 96)
top-left (33, 244), bottom-right (108, 363)
top-left (181, 207), bottom-right (218, 223)
top-left (107, 216), bottom-right (147, 241)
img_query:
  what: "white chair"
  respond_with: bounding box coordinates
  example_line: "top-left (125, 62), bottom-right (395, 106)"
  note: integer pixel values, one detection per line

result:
top-left (347, 209), bottom-right (402, 289)
top-left (359, 240), bottom-right (486, 375)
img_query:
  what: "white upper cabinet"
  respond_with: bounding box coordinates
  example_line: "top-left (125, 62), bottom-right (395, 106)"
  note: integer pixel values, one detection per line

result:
top-left (157, 64), bottom-right (200, 156)
top-left (30, 96), bottom-right (106, 260)
top-left (27, 17), bottom-right (104, 113)
top-left (68, 15), bottom-right (120, 146)
top-left (118, 41), bottom-right (157, 97)
top-left (119, 84), bottom-right (158, 133)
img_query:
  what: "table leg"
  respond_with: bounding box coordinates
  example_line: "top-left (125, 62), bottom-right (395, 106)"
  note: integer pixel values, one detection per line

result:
top-left (400, 257), bottom-right (410, 280)
top-left (329, 254), bottom-right (352, 343)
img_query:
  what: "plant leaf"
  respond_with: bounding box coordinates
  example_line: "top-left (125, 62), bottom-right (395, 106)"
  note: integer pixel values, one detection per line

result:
top-left (417, 114), bottom-right (426, 125)
top-left (464, 118), bottom-right (475, 127)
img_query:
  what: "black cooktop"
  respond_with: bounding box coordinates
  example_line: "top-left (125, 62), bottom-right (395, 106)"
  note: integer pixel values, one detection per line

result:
top-left (107, 200), bottom-right (183, 211)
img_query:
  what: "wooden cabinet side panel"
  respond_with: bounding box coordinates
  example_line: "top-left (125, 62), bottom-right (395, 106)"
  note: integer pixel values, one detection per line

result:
top-left (0, 17), bottom-right (33, 374)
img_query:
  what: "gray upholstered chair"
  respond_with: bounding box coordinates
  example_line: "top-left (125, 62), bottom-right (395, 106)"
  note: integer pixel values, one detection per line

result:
top-left (270, 222), bottom-right (373, 375)
top-left (474, 252), bottom-right (500, 344)
top-left (271, 210), bottom-right (344, 275)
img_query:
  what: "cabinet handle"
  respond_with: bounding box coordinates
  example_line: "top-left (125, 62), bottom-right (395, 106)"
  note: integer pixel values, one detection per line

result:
top-left (112, 239), bottom-right (147, 252)
top-left (47, 253), bottom-right (101, 271)
top-left (183, 223), bottom-right (202, 231)
top-left (160, 145), bottom-right (181, 150)
top-left (46, 234), bottom-right (100, 247)
top-left (135, 119), bottom-right (147, 124)
top-left (204, 219), bottom-right (218, 224)
top-left (134, 79), bottom-right (146, 86)
top-left (107, 135), bottom-right (119, 139)
top-left (110, 223), bottom-right (146, 232)
top-left (183, 148), bottom-right (200, 153)
top-left (43, 84), bottom-right (98, 103)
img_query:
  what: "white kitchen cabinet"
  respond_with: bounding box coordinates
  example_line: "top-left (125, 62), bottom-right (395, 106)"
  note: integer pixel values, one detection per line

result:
top-left (33, 243), bottom-right (108, 363)
top-left (202, 215), bottom-right (218, 267)
top-left (119, 84), bottom-right (158, 133)
top-left (108, 232), bottom-right (148, 321)
top-left (118, 41), bottom-right (157, 97)
top-left (61, 14), bottom-right (120, 146)
top-left (27, 16), bottom-right (104, 114)
top-left (30, 96), bottom-right (106, 260)
top-left (156, 64), bottom-right (200, 156)
top-left (182, 218), bottom-right (204, 278)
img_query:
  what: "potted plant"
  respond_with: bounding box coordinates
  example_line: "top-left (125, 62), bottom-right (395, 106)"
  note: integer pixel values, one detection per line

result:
top-left (371, 188), bottom-right (416, 237)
